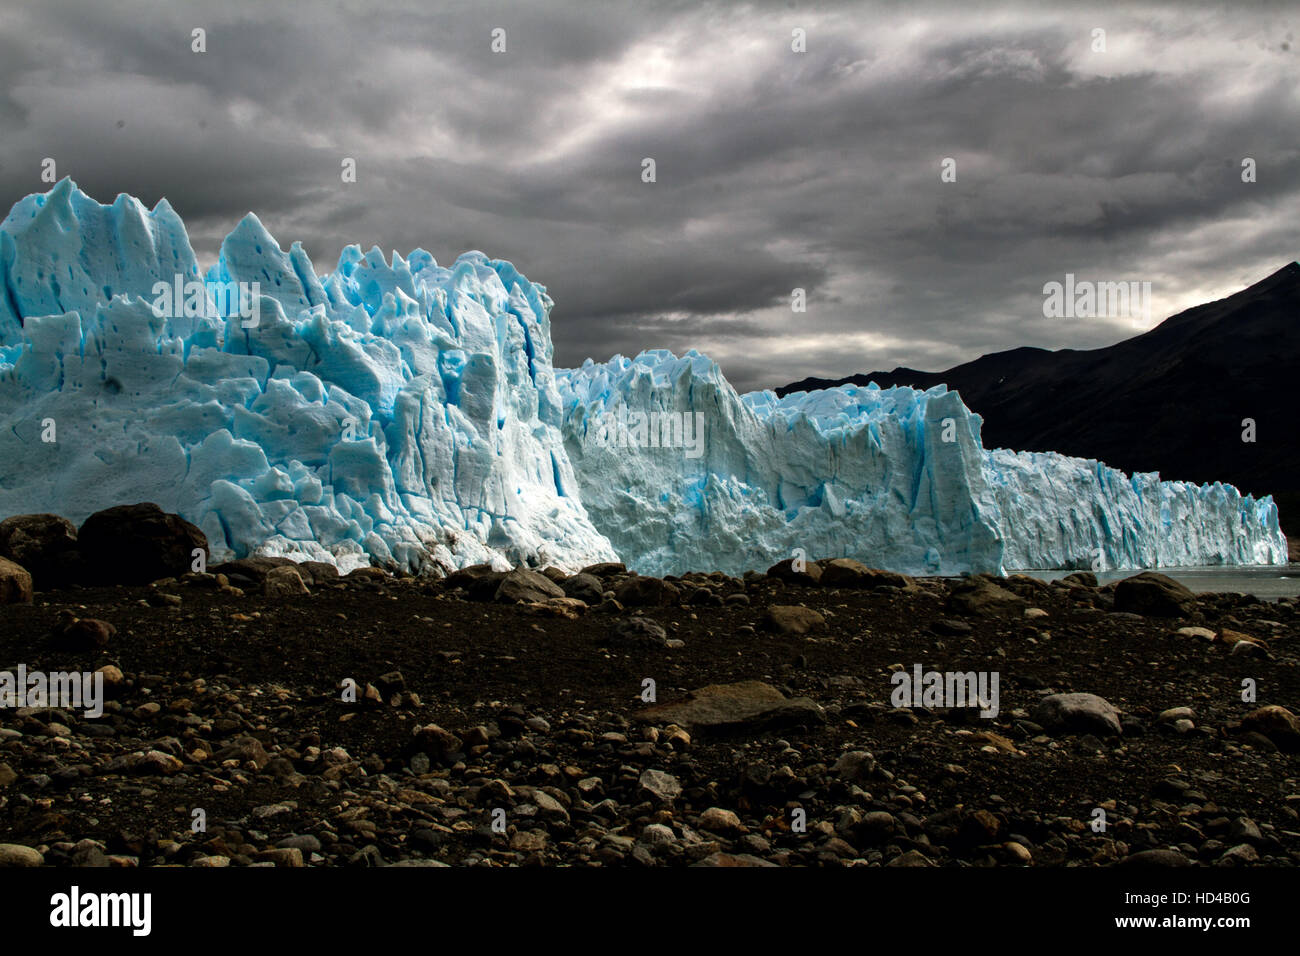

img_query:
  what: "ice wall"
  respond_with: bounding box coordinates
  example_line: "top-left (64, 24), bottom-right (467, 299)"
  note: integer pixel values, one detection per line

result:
top-left (555, 351), bottom-right (1287, 576)
top-left (0, 181), bottom-right (1285, 578)
top-left (0, 179), bottom-right (617, 572)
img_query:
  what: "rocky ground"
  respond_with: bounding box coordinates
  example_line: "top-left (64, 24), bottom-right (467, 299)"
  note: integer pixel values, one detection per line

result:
top-left (1, 553), bottom-right (1299, 868)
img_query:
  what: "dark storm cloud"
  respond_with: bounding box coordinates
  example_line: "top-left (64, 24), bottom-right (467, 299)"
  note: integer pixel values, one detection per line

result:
top-left (1, 0), bottom-right (1296, 392)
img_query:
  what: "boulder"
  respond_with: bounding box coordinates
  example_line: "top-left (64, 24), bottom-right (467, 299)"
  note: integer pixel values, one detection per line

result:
top-left (819, 558), bottom-right (910, 589)
top-left (95, 664), bottom-right (126, 694)
top-left (0, 844), bottom-right (44, 867)
top-left (263, 565), bottom-right (309, 598)
top-left (343, 567), bottom-right (389, 583)
top-left (1030, 692), bottom-right (1123, 737)
top-left (615, 575), bottom-right (676, 607)
top-left (443, 564), bottom-right (508, 600)
top-left (1240, 705), bottom-right (1300, 751)
top-left (946, 577), bottom-right (1025, 616)
top-left (638, 769), bottom-right (682, 804)
top-left (0, 556), bottom-right (33, 604)
top-left (831, 750), bottom-right (876, 782)
top-left (1114, 571), bottom-right (1196, 617)
top-left (698, 808), bottom-right (742, 832)
top-left (51, 614), bottom-right (115, 649)
top-left (760, 604), bottom-right (827, 636)
top-left (0, 513), bottom-right (80, 588)
top-left (407, 724), bottom-right (463, 764)
top-left (494, 568), bottom-right (565, 604)
top-left (297, 561), bottom-right (340, 586)
top-left (766, 558), bottom-right (822, 586)
top-left (523, 597), bottom-right (588, 620)
top-left (443, 563), bottom-right (499, 590)
top-left (77, 503), bottom-right (207, 585)
top-left (561, 572), bottom-right (606, 603)
top-left (609, 616), bottom-right (670, 647)
top-left (212, 736), bottom-right (272, 770)
top-left (636, 680), bottom-right (825, 735)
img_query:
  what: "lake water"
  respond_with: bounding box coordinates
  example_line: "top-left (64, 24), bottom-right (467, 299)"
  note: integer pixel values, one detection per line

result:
top-left (1018, 564), bottom-right (1300, 600)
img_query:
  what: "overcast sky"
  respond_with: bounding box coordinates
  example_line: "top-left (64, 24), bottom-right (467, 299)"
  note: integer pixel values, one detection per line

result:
top-left (1, 0), bottom-right (1295, 392)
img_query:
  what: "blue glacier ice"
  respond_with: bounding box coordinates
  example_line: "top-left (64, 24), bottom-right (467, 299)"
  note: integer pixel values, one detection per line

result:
top-left (0, 179), bottom-right (617, 572)
top-left (0, 181), bottom-right (1287, 577)
top-left (556, 350), bottom-right (1287, 576)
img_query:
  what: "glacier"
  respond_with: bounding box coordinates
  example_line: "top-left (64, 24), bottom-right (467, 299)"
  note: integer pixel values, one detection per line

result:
top-left (0, 180), bottom-right (1287, 577)
top-left (0, 178), bottom-right (617, 573)
top-left (557, 351), bottom-right (1286, 576)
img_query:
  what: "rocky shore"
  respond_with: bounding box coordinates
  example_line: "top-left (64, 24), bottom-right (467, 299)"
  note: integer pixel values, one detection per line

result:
top-left (1, 507), bottom-right (1298, 868)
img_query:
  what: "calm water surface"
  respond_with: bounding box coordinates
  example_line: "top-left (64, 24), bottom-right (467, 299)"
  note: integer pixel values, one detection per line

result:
top-left (1018, 564), bottom-right (1300, 600)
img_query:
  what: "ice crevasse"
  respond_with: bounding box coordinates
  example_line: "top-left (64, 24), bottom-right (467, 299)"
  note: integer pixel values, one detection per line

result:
top-left (0, 181), bottom-right (1286, 576)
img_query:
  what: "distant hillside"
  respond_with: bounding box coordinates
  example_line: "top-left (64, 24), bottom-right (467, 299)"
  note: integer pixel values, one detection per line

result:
top-left (780, 263), bottom-right (1300, 539)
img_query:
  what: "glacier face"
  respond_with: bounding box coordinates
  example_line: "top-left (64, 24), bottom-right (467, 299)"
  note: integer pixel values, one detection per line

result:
top-left (0, 181), bottom-right (1286, 577)
top-left (0, 179), bottom-right (617, 572)
top-left (983, 448), bottom-right (1286, 572)
top-left (556, 351), bottom-right (1287, 577)
top-left (556, 350), bottom-right (1001, 576)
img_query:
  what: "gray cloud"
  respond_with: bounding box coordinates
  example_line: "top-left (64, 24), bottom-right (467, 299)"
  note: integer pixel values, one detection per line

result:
top-left (1, 0), bottom-right (1296, 391)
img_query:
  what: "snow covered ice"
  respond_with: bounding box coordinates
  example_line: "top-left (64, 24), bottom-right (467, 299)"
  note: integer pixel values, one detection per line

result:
top-left (0, 181), bottom-right (1286, 576)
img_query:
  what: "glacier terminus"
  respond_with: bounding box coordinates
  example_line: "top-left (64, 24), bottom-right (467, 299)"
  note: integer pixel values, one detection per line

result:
top-left (0, 181), bottom-right (1286, 577)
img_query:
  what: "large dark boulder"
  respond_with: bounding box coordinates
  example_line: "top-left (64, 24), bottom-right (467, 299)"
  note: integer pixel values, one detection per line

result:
top-left (819, 558), bottom-right (910, 589)
top-left (561, 572), bottom-right (605, 603)
top-left (766, 558), bottom-right (822, 586)
top-left (1113, 571), bottom-right (1196, 618)
top-left (444, 564), bottom-right (504, 600)
top-left (614, 575), bottom-right (678, 607)
top-left (0, 514), bottom-right (80, 588)
top-left (946, 576), bottom-right (1026, 616)
top-left (297, 561), bottom-right (340, 586)
top-left (494, 568), bottom-right (565, 604)
top-left (77, 503), bottom-right (208, 585)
